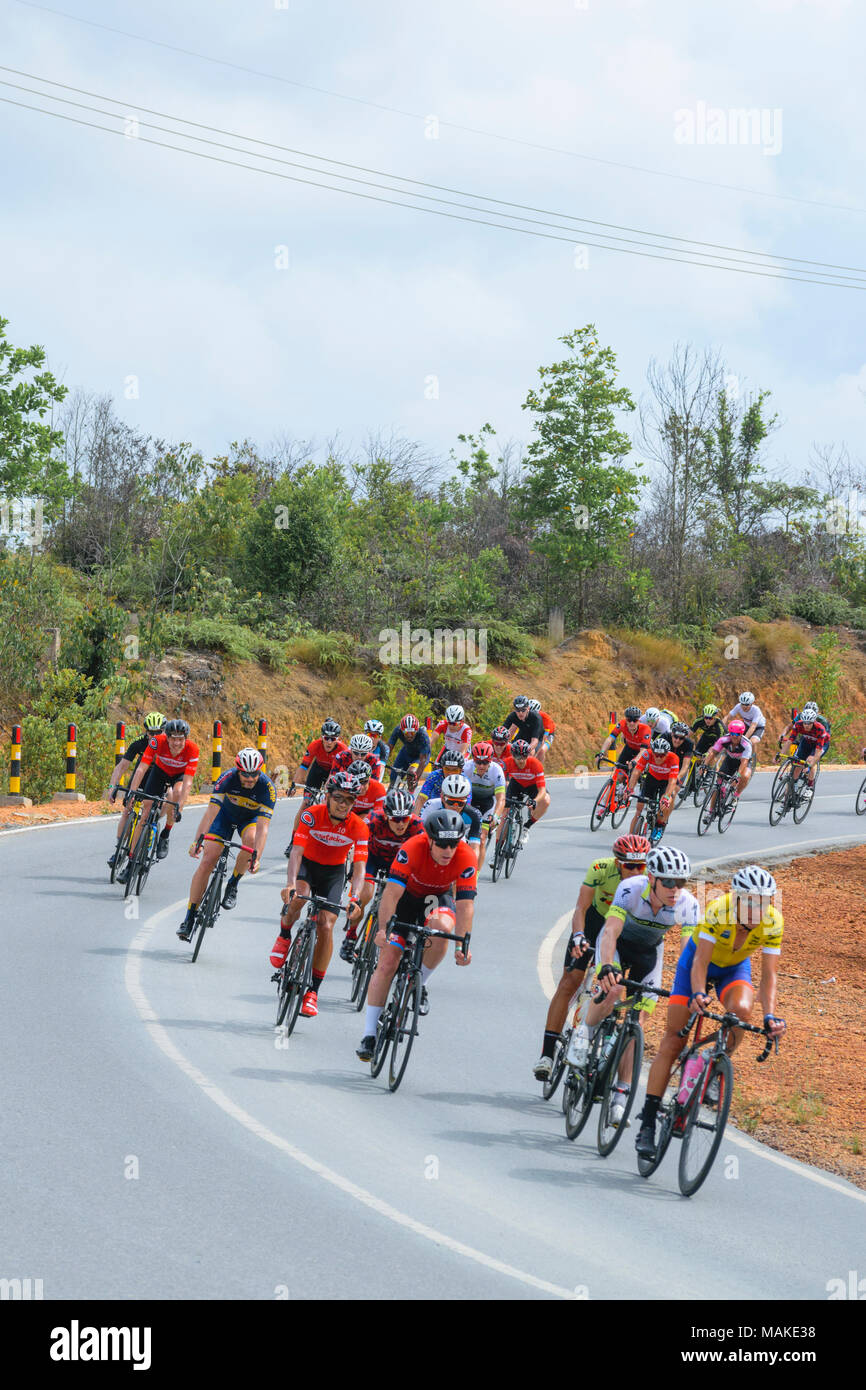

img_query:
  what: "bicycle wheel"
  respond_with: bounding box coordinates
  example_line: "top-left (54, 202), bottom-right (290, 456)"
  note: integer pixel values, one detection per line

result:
top-left (696, 784), bottom-right (716, 836)
top-left (692, 763), bottom-right (708, 807)
top-left (275, 961), bottom-right (292, 1026)
top-left (636, 1093), bottom-right (678, 1178)
top-left (677, 1052), bottom-right (733, 1197)
top-left (597, 1021), bottom-right (644, 1157)
top-left (355, 927), bottom-right (379, 1013)
top-left (768, 780), bottom-right (790, 826)
top-left (135, 826), bottom-right (157, 897)
top-left (590, 778), bottom-right (613, 831)
top-left (610, 778), bottom-right (630, 829)
top-left (388, 974), bottom-right (421, 1091)
top-left (350, 909), bottom-right (372, 1004)
top-left (191, 877), bottom-right (218, 963)
top-left (503, 815), bottom-right (519, 879)
top-left (792, 777), bottom-right (815, 824)
top-left (717, 784), bottom-right (738, 833)
top-left (856, 773), bottom-right (866, 816)
top-left (123, 825), bottom-right (149, 900)
top-left (490, 829), bottom-right (506, 882)
top-left (542, 1032), bottom-right (568, 1102)
top-left (563, 1067), bottom-right (594, 1141)
top-left (371, 973), bottom-right (401, 1077)
top-left (110, 814), bottom-right (135, 884)
top-left (284, 930), bottom-right (314, 1037)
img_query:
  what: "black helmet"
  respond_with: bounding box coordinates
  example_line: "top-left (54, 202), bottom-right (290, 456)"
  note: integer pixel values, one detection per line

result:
top-left (670, 722), bottom-right (689, 738)
top-left (321, 718), bottom-right (341, 738)
top-left (624, 706), bottom-right (641, 721)
top-left (348, 758), bottom-right (372, 781)
top-left (511, 739), bottom-right (530, 758)
top-left (384, 788), bottom-right (413, 818)
top-left (164, 719), bottom-right (189, 738)
top-left (441, 749), bottom-right (464, 771)
top-left (425, 807), bottom-right (465, 846)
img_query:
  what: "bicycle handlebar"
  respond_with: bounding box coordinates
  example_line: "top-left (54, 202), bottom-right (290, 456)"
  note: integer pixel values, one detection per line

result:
top-left (388, 917), bottom-right (471, 953)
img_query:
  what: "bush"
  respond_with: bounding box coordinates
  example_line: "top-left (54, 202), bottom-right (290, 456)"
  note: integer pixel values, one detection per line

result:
top-left (157, 615), bottom-right (290, 670)
top-left (475, 619), bottom-right (535, 668)
top-left (789, 588), bottom-right (851, 626)
top-left (748, 621), bottom-right (803, 672)
top-left (613, 629), bottom-right (688, 679)
top-left (287, 631), bottom-right (355, 669)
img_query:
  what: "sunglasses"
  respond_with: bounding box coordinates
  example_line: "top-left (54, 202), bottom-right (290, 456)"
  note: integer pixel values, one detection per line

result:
top-left (474, 757), bottom-right (490, 765)
top-left (388, 814), bottom-right (410, 824)
top-left (442, 797), bottom-right (466, 808)
top-left (656, 876), bottom-right (686, 889)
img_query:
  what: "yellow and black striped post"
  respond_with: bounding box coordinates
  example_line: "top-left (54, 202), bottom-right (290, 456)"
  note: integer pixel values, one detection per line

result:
top-left (257, 718), bottom-right (268, 771)
top-left (608, 709), bottom-right (617, 737)
top-left (114, 721), bottom-right (126, 767)
top-left (65, 724), bottom-right (78, 792)
top-left (212, 720), bottom-right (222, 786)
top-left (10, 725), bottom-right (22, 795)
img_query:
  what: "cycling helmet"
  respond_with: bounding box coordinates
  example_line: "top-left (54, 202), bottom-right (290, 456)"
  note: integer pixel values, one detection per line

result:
top-left (441, 749), bottom-right (464, 771)
top-left (738, 692), bottom-right (755, 709)
top-left (513, 695), bottom-right (529, 712)
top-left (349, 733), bottom-right (373, 754)
top-left (235, 747), bottom-right (264, 774)
top-left (728, 719), bottom-right (746, 735)
top-left (624, 706), bottom-right (641, 721)
top-left (472, 741), bottom-right (493, 762)
top-left (144, 711), bottom-right (166, 732)
top-left (612, 833), bottom-right (650, 863)
top-left (164, 719), bottom-right (189, 738)
top-left (328, 769), bottom-right (361, 796)
top-left (702, 704), bottom-right (719, 718)
top-left (441, 774), bottom-right (471, 801)
top-left (651, 734), bottom-right (671, 753)
top-left (527, 699), bottom-right (541, 714)
top-left (364, 719), bottom-right (384, 736)
top-left (400, 713), bottom-right (420, 735)
top-left (511, 739), bottom-right (531, 759)
top-left (801, 702), bottom-right (819, 721)
top-left (321, 718), bottom-right (341, 738)
top-left (491, 726), bottom-right (510, 743)
top-left (646, 844), bottom-right (690, 879)
top-left (445, 703), bottom-right (465, 724)
top-left (670, 722), bottom-right (689, 738)
top-left (384, 788), bottom-right (414, 818)
top-left (731, 864), bottom-right (777, 896)
top-left (425, 807), bottom-right (465, 845)
top-left (349, 758), bottom-right (372, 781)
top-left (644, 707), bottom-right (661, 726)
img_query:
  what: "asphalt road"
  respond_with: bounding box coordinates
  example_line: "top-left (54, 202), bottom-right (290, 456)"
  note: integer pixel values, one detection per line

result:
top-left (2, 767), bottom-right (864, 1300)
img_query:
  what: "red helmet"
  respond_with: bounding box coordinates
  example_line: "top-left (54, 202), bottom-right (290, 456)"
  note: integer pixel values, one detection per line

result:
top-left (400, 714), bottom-right (420, 735)
top-left (728, 719), bottom-right (746, 735)
top-left (612, 834), bottom-right (650, 864)
top-left (328, 769), bottom-right (361, 796)
top-left (472, 741), bottom-right (493, 762)
top-left (491, 726), bottom-right (510, 743)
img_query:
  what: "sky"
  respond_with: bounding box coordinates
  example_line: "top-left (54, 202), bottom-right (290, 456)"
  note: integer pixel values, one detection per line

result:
top-left (1, 0), bottom-right (864, 480)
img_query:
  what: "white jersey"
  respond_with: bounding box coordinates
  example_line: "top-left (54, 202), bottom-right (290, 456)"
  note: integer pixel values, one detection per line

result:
top-left (462, 758), bottom-right (505, 801)
top-left (434, 719), bottom-right (473, 754)
top-left (727, 703), bottom-right (765, 731)
top-left (643, 711), bottom-right (671, 736)
top-left (607, 874), bottom-right (700, 950)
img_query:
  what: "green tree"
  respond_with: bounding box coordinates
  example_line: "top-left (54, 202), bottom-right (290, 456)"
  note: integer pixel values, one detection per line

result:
top-left (0, 316), bottom-right (69, 517)
top-left (517, 326), bottom-right (641, 624)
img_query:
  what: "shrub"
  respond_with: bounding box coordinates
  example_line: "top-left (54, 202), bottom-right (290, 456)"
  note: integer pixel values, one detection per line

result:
top-left (475, 619), bottom-right (535, 668)
top-left (788, 588), bottom-right (851, 626)
top-left (749, 621), bottom-right (803, 672)
top-left (613, 629), bottom-right (688, 679)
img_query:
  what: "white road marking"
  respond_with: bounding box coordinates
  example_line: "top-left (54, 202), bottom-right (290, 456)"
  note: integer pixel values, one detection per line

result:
top-left (126, 901), bottom-right (577, 1300)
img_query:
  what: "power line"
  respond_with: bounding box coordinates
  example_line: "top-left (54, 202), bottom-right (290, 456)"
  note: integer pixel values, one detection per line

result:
top-left (2, 93), bottom-right (863, 290)
top-left (10, 0), bottom-right (865, 218)
top-left (3, 66), bottom-right (864, 280)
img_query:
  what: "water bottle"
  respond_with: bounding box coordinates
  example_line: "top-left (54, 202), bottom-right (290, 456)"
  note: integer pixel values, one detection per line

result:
top-left (676, 1054), bottom-right (704, 1105)
top-left (598, 1028), bottom-right (616, 1069)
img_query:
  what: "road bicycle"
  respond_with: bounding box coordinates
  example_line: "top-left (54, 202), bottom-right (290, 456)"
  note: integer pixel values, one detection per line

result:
top-left (590, 756), bottom-right (631, 831)
top-left (562, 983), bottom-right (669, 1147)
top-left (637, 1007), bottom-right (777, 1196)
top-left (273, 894), bottom-right (342, 1037)
top-left (109, 792), bottom-right (143, 884)
top-left (770, 747), bottom-right (797, 801)
top-left (119, 792), bottom-right (175, 899)
top-left (384, 763), bottom-right (419, 794)
top-left (631, 792), bottom-right (665, 845)
top-left (491, 792), bottom-right (534, 882)
top-left (855, 767), bottom-right (866, 816)
top-left (369, 918), bottom-right (471, 1092)
top-left (349, 870), bottom-right (387, 1010)
top-left (696, 769), bottom-right (740, 836)
top-left (188, 836), bottom-right (252, 963)
top-left (769, 758), bottom-right (818, 826)
top-left (541, 949), bottom-right (597, 1103)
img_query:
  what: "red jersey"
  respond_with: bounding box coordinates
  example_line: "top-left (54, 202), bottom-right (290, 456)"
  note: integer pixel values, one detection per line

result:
top-left (792, 719), bottom-right (830, 748)
top-left (388, 834), bottom-right (478, 900)
top-left (367, 811), bottom-right (425, 865)
top-left (502, 754), bottom-right (546, 790)
top-left (540, 710), bottom-right (556, 733)
top-left (301, 737), bottom-right (348, 771)
top-left (491, 742), bottom-right (512, 767)
top-left (294, 803), bottom-right (369, 866)
top-left (331, 750), bottom-right (354, 774)
top-left (434, 719), bottom-right (473, 753)
top-left (634, 748), bottom-right (680, 781)
top-left (614, 718), bottom-right (651, 753)
top-left (352, 777), bottom-right (387, 818)
top-left (141, 733), bottom-right (199, 778)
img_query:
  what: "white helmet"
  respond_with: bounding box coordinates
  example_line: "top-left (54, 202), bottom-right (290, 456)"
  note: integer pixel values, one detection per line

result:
top-left (445, 704), bottom-right (464, 724)
top-left (349, 733), bottom-right (374, 754)
top-left (364, 719), bottom-right (384, 736)
top-left (646, 844), bottom-right (690, 879)
top-left (235, 747), bottom-right (264, 774)
top-left (441, 774), bottom-right (471, 801)
top-left (801, 702), bottom-right (819, 721)
top-left (528, 699), bottom-right (541, 714)
top-left (644, 707), bottom-right (661, 726)
top-left (738, 691), bottom-right (755, 708)
top-left (731, 864), bottom-right (776, 896)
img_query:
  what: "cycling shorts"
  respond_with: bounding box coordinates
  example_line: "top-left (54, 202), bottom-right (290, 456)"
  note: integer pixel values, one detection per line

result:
top-left (295, 858), bottom-right (345, 909)
top-left (364, 850), bottom-right (393, 883)
top-left (205, 806), bottom-right (259, 843)
top-left (670, 937), bottom-right (754, 1006)
top-left (639, 771), bottom-right (669, 803)
top-left (390, 887), bottom-right (456, 937)
top-left (719, 754), bottom-right (745, 779)
top-left (615, 743), bottom-right (641, 769)
top-left (594, 933), bottom-right (662, 1015)
top-left (795, 736), bottom-right (826, 762)
top-left (303, 761), bottom-right (330, 793)
top-left (140, 765), bottom-right (184, 801)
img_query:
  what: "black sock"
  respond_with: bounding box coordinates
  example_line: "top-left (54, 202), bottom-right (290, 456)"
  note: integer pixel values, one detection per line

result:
top-left (641, 1093), bottom-right (661, 1125)
top-left (311, 971), bottom-right (325, 994)
top-left (542, 1029), bottom-right (559, 1060)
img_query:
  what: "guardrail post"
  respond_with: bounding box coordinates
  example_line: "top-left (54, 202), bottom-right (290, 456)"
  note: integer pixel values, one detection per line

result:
top-left (212, 720), bottom-right (222, 787)
top-left (52, 722), bottom-right (85, 802)
top-left (257, 718), bottom-right (268, 770)
top-left (0, 724), bottom-right (32, 806)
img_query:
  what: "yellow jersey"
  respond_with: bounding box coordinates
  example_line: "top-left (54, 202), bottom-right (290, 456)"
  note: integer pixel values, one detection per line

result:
top-left (687, 891), bottom-right (783, 967)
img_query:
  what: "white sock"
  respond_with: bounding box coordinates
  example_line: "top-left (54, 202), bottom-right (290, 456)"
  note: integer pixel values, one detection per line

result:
top-left (365, 1004), bottom-right (383, 1036)
top-left (420, 965), bottom-right (433, 985)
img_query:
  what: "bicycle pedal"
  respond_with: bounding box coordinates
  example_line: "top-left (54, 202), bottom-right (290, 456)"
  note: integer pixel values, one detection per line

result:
top-left (271, 970), bottom-right (282, 983)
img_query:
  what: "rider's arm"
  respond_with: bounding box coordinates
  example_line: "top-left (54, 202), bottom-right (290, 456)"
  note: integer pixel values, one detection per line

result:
top-left (177, 771), bottom-right (195, 808)
top-left (599, 731), bottom-right (615, 755)
top-left (570, 882), bottom-right (594, 941)
top-left (285, 842), bottom-right (304, 889)
top-left (596, 911), bottom-right (624, 969)
top-left (195, 800), bottom-right (221, 839)
top-left (453, 897), bottom-right (474, 961)
top-left (109, 756), bottom-right (131, 791)
top-left (375, 880), bottom-right (402, 935)
top-left (688, 936), bottom-right (715, 1006)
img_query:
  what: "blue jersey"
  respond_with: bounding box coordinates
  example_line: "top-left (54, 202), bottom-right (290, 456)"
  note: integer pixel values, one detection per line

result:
top-left (210, 769), bottom-right (277, 824)
top-left (419, 767), bottom-right (472, 805)
top-left (388, 725), bottom-right (431, 761)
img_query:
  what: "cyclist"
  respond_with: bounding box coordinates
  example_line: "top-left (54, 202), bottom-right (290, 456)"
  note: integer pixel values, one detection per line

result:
top-left (498, 739), bottom-right (549, 849)
top-left (490, 726), bottom-right (512, 767)
top-left (271, 769), bottom-right (369, 1018)
top-left (422, 773), bottom-right (483, 862)
top-left (364, 719), bottom-right (389, 768)
top-left (626, 734), bottom-right (680, 843)
top-left (506, 695), bottom-right (544, 755)
top-left (119, 718), bottom-right (199, 878)
top-left (177, 748), bottom-right (276, 940)
top-left (642, 707), bottom-right (672, 737)
top-left (107, 711), bottom-right (165, 868)
top-left (429, 704), bottom-right (473, 766)
top-left (534, 834), bottom-right (649, 1081)
top-left (348, 757), bottom-right (388, 819)
top-left (576, 844), bottom-right (699, 1127)
top-left (668, 722), bottom-right (696, 797)
top-left (726, 692), bottom-right (766, 759)
top-left (636, 865), bottom-right (787, 1159)
top-left (528, 699), bottom-right (556, 765)
top-left (414, 748), bottom-right (467, 815)
top-left (355, 807), bottom-right (476, 1062)
top-left (289, 719), bottom-right (348, 838)
top-left (777, 703), bottom-right (830, 796)
top-left (338, 787), bottom-right (425, 962)
top-left (463, 741), bottom-right (505, 870)
top-left (386, 714), bottom-right (431, 789)
top-left (598, 705), bottom-right (651, 779)
top-left (701, 718), bottom-right (753, 813)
